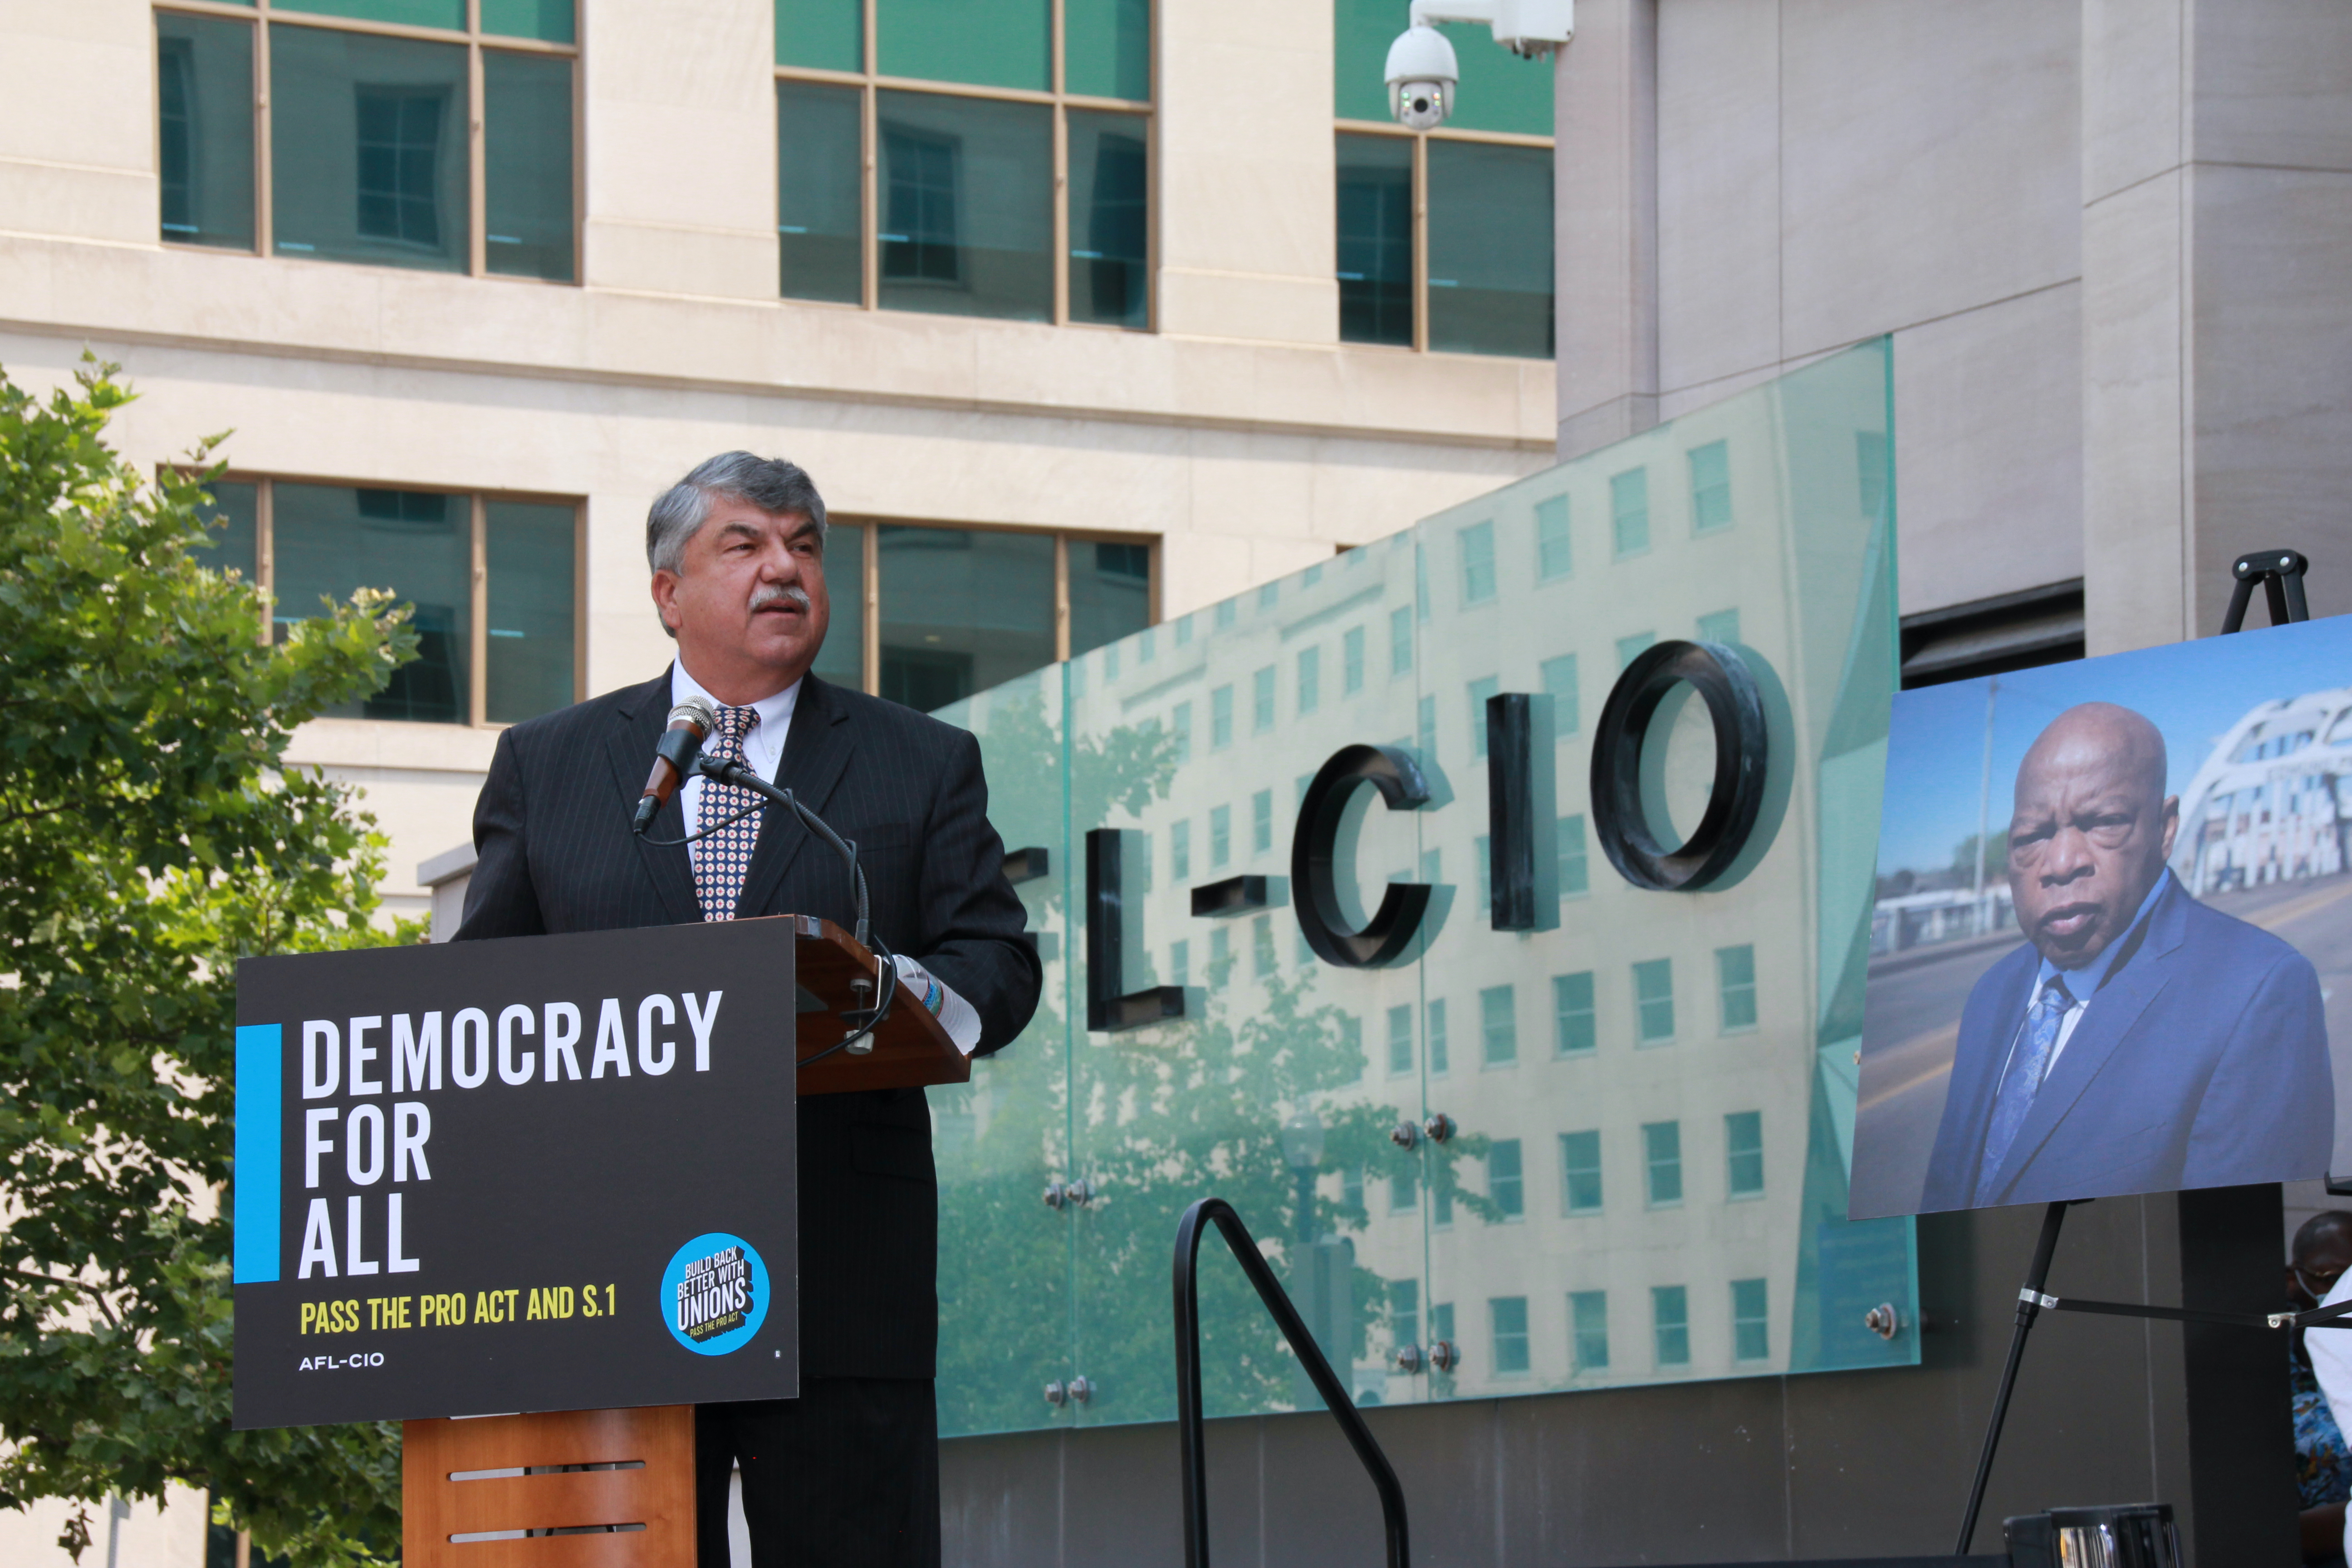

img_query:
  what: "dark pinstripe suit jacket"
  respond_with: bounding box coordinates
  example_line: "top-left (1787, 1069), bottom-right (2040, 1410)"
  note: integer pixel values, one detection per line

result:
top-left (455, 668), bottom-right (1041, 1380)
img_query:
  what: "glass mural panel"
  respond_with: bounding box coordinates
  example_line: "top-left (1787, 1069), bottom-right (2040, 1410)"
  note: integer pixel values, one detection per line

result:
top-left (928, 340), bottom-right (1909, 1439)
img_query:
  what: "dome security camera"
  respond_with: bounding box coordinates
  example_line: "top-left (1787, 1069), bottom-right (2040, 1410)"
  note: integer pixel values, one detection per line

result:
top-left (1385, 22), bottom-right (1458, 130)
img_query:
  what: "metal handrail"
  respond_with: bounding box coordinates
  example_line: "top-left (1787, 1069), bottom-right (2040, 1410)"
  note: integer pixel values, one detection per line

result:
top-left (1172, 1197), bottom-right (1410, 1568)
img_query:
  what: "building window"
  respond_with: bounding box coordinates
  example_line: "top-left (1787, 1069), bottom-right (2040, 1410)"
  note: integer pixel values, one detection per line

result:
top-left (1642, 1120), bottom-right (1682, 1208)
top-left (1553, 972), bottom-right (1596, 1056)
top-left (1560, 1130), bottom-right (1602, 1213)
top-left (1479, 985), bottom-right (1516, 1067)
top-left (1570, 1290), bottom-right (1609, 1371)
top-left (1731, 1278), bottom-right (1769, 1361)
top-left (156, 3), bottom-right (580, 280)
top-left (1170, 818), bottom-right (1191, 880)
top-left (1169, 938), bottom-right (1188, 989)
top-left (1386, 1004), bottom-right (1413, 1076)
top-left (1431, 1301), bottom-right (1455, 1356)
top-left (1391, 1278), bottom-right (1420, 1351)
top-left (1467, 676), bottom-right (1499, 759)
top-left (1208, 924), bottom-right (1230, 974)
top-left (1539, 654), bottom-right (1577, 740)
top-left (776, 0), bottom-right (1152, 328)
top-left (1633, 958), bottom-right (1674, 1044)
top-left (1416, 693), bottom-right (1438, 761)
top-left (1552, 814), bottom-right (1585, 899)
top-left (1170, 700), bottom-right (1192, 763)
top-left (1211, 684), bottom-right (1235, 749)
top-left (1689, 440), bottom-right (1732, 534)
top-left (1535, 495), bottom-right (1571, 580)
top-left (1343, 624), bottom-right (1367, 696)
top-left (1615, 631), bottom-right (1656, 671)
top-left (1490, 1296), bottom-right (1530, 1374)
top-left (1433, 1179), bottom-right (1454, 1228)
top-left (1209, 804), bottom-right (1232, 868)
top-left (1297, 645), bottom-right (1322, 716)
top-left (1251, 914), bottom-right (1276, 978)
top-left (1716, 944), bottom-right (1759, 1032)
top-left (1426, 998), bottom-right (1449, 1076)
top-left (1390, 1160), bottom-right (1419, 1213)
top-left (1488, 1139), bottom-right (1522, 1219)
top-left (1698, 607), bottom-right (1741, 646)
top-left (1251, 789), bottom-right (1274, 855)
top-left (1253, 666), bottom-right (1277, 733)
top-left (1458, 520), bottom-right (1496, 604)
top-left (1390, 604), bottom-right (1413, 675)
top-left (198, 477), bottom-right (578, 727)
top-left (1652, 1285), bottom-right (1690, 1367)
top-left (1610, 468), bottom-right (1650, 558)
top-left (1725, 1111), bottom-right (1764, 1199)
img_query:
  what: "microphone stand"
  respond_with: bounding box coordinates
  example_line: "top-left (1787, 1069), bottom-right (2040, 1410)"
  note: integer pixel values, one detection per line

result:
top-left (640, 753), bottom-right (898, 1062)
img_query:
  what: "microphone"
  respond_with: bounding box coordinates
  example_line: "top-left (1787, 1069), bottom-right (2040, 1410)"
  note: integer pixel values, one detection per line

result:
top-left (632, 695), bottom-right (718, 835)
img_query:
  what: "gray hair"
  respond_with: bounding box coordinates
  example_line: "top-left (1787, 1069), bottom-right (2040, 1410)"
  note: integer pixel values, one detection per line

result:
top-left (645, 451), bottom-right (828, 574)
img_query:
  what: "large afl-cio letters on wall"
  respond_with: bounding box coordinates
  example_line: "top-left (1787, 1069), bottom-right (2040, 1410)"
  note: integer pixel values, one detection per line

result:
top-left (1852, 618), bottom-right (2352, 1219)
top-left (232, 920), bottom-right (801, 1429)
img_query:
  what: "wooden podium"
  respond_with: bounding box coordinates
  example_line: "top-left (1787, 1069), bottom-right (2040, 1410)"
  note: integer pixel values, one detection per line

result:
top-left (402, 916), bottom-right (966, 1568)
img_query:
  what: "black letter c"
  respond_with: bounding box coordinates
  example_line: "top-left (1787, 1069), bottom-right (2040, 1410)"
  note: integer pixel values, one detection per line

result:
top-left (1292, 744), bottom-right (1432, 968)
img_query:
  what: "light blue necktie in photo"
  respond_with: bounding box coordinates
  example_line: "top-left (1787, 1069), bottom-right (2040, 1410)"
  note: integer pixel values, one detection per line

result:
top-left (1975, 975), bottom-right (2076, 1205)
top-left (694, 705), bottom-right (764, 922)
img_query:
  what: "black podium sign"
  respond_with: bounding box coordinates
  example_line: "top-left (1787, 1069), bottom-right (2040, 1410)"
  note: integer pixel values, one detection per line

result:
top-left (232, 921), bottom-right (799, 1430)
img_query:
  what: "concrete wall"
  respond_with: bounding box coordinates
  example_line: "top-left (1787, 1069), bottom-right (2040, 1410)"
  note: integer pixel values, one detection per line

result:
top-left (0, 0), bottom-right (1556, 916)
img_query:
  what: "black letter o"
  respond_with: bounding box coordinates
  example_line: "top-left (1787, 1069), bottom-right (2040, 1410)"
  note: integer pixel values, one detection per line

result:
top-left (1590, 639), bottom-right (1770, 892)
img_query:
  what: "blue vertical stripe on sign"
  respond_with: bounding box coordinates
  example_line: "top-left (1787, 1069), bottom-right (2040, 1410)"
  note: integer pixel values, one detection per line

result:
top-left (234, 1024), bottom-right (283, 1284)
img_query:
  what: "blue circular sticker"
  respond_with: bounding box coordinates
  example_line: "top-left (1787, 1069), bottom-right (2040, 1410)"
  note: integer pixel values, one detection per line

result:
top-left (660, 1233), bottom-right (769, 1356)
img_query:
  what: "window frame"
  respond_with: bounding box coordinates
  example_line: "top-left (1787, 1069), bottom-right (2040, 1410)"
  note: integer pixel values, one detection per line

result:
top-left (1330, 113), bottom-right (1553, 357)
top-left (775, 1), bottom-right (1156, 331)
top-left (153, 0), bottom-right (584, 284)
top-left (194, 470), bottom-right (586, 729)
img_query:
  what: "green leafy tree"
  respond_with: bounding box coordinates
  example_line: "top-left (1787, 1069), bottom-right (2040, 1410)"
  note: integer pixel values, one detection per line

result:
top-left (0, 359), bottom-right (419, 1564)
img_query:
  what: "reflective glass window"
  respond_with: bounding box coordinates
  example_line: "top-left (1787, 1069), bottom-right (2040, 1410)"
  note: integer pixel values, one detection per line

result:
top-left (1252, 666), bottom-right (1275, 732)
top-left (1717, 944), bottom-right (1758, 1032)
top-left (1068, 111), bottom-right (1148, 328)
top-left (777, 79), bottom-right (863, 304)
top-left (1468, 675), bottom-right (1498, 758)
top-left (485, 501), bottom-right (575, 723)
top-left (1426, 998), bottom-right (1449, 1075)
top-left (1169, 818), bottom-right (1191, 880)
top-left (1479, 985), bottom-right (1516, 1066)
top-left (776, 0), bottom-right (861, 71)
top-left (1560, 1131), bottom-right (1601, 1213)
top-left (1251, 789), bottom-right (1273, 855)
top-left (1251, 915), bottom-right (1275, 978)
top-left (1426, 140), bottom-right (1553, 358)
top-left (1209, 804), bottom-right (1230, 868)
top-left (482, 0), bottom-right (576, 43)
top-left (1211, 685), bottom-right (1234, 748)
top-left (1698, 607), bottom-right (1741, 645)
top-left (877, 0), bottom-right (1048, 91)
top-left (1336, 133), bottom-right (1412, 346)
top-left (277, 0), bottom-right (464, 25)
top-left (1541, 653), bottom-right (1578, 737)
top-left (1343, 626), bottom-right (1366, 695)
top-left (1458, 519), bottom-right (1496, 605)
top-left (1297, 646), bottom-right (1321, 715)
top-left (1557, 815), bottom-right (1588, 897)
top-left (1490, 1297), bottom-right (1529, 1373)
top-left (1535, 495), bottom-right (1571, 580)
top-left (1389, 1161), bottom-right (1418, 1213)
top-left (1417, 693), bottom-right (1437, 760)
top-left (1651, 1286), bottom-right (1690, 1367)
top-left (1689, 440), bottom-right (1732, 533)
top-left (1570, 1291), bottom-right (1609, 1370)
top-left (1170, 701), bottom-right (1191, 764)
top-left (1610, 468), bottom-right (1650, 557)
top-left (1489, 1140), bottom-right (1522, 1218)
top-left (273, 484), bottom-right (471, 723)
top-left (1391, 1279), bottom-right (1420, 1351)
top-left (1208, 924), bottom-right (1229, 973)
top-left (1168, 938), bottom-right (1188, 988)
top-left (877, 92), bottom-right (1053, 323)
top-left (1390, 605), bottom-right (1413, 675)
top-left (272, 25), bottom-right (469, 272)
top-left (1725, 1111), bottom-right (1764, 1198)
top-left (1433, 1179), bottom-right (1454, 1229)
top-left (1633, 958), bottom-right (1675, 1044)
top-left (1071, 540), bottom-right (1151, 657)
top-left (1386, 1005), bottom-right (1413, 1076)
top-left (1642, 1120), bottom-right (1682, 1207)
top-left (483, 50), bottom-right (574, 281)
top-left (1731, 1279), bottom-right (1769, 1361)
top-left (877, 525), bottom-right (1053, 710)
top-left (157, 13), bottom-right (256, 251)
top-left (1553, 971), bottom-right (1595, 1055)
top-left (1066, 0), bottom-right (1149, 100)
top-left (809, 523), bottom-right (863, 690)
top-left (195, 480), bottom-right (261, 582)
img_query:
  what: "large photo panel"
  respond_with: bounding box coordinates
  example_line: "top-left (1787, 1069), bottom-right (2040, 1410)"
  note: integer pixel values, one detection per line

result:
top-left (1851, 617), bottom-right (2352, 1219)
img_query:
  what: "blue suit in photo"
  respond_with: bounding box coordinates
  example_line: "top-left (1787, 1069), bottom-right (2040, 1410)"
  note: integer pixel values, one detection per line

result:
top-left (1920, 870), bottom-right (2333, 1210)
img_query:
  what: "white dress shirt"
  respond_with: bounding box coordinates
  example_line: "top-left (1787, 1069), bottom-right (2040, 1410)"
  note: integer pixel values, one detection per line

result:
top-left (670, 663), bottom-right (799, 870)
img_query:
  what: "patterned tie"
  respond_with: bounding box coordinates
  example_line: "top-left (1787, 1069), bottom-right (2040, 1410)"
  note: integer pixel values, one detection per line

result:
top-left (693, 706), bottom-right (764, 922)
top-left (1975, 975), bottom-right (2076, 1205)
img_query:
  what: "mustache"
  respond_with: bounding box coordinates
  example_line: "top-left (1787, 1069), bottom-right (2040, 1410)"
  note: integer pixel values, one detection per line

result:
top-left (750, 585), bottom-right (812, 613)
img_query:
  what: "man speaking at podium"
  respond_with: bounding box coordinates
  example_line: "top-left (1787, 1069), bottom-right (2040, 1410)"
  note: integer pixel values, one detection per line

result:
top-left (456, 452), bottom-right (1042, 1565)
